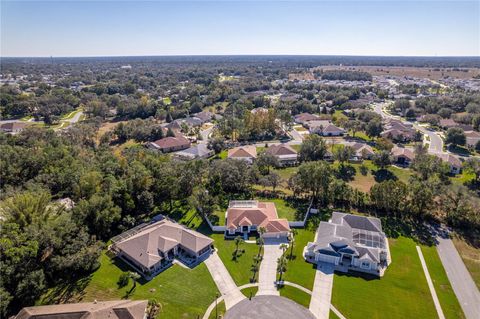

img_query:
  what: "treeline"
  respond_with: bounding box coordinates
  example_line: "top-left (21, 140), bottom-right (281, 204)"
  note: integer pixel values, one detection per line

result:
top-left (317, 70), bottom-right (373, 81)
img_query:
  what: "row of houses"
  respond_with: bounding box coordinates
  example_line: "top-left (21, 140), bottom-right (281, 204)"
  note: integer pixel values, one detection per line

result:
top-left (391, 146), bottom-right (462, 174)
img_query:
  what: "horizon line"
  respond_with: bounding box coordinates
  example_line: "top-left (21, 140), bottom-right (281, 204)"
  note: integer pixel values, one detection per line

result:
top-left (2, 54), bottom-right (480, 59)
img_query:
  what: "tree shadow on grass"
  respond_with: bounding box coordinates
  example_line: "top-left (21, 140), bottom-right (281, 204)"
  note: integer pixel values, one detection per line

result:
top-left (381, 216), bottom-right (434, 246)
top-left (373, 169), bottom-right (398, 183)
top-left (40, 275), bottom-right (92, 304)
top-left (334, 270), bottom-right (379, 282)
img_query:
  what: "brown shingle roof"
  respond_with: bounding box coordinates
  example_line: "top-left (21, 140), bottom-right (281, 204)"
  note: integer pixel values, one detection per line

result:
top-left (15, 300), bottom-right (148, 319)
top-left (265, 144), bottom-right (297, 156)
top-left (152, 135), bottom-right (190, 149)
top-left (1, 122), bottom-right (27, 130)
top-left (228, 145), bottom-right (257, 159)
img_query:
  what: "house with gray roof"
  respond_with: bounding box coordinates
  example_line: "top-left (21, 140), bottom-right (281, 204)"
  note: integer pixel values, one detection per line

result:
top-left (110, 217), bottom-right (213, 279)
top-left (304, 212), bottom-right (390, 277)
top-left (174, 143), bottom-right (214, 160)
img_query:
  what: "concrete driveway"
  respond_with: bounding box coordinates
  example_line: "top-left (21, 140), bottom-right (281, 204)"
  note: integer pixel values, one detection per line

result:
top-left (309, 263), bottom-right (334, 319)
top-left (257, 239), bottom-right (288, 296)
top-left (204, 251), bottom-right (245, 309)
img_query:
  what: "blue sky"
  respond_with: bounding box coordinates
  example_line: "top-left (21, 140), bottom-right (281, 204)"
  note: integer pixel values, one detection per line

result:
top-left (1, 1), bottom-right (479, 57)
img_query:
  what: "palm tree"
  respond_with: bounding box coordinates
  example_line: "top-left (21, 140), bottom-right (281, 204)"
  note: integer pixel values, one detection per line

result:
top-left (280, 243), bottom-right (288, 255)
top-left (256, 236), bottom-right (264, 256)
top-left (277, 256), bottom-right (288, 283)
top-left (251, 262), bottom-right (259, 283)
top-left (289, 229), bottom-right (297, 260)
top-left (233, 236), bottom-right (244, 260)
top-left (128, 271), bottom-right (141, 291)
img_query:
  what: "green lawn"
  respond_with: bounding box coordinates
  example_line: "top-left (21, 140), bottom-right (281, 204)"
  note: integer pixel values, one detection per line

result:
top-left (40, 252), bottom-right (219, 319)
top-left (421, 246), bottom-right (465, 319)
top-left (278, 285), bottom-right (311, 308)
top-left (273, 166), bottom-right (298, 180)
top-left (332, 236), bottom-right (438, 319)
top-left (208, 300), bottom-right (225, 319)
top-left (211, 234), bottom-right (261, 286)
top-left (282, 228), bottom-right (317, 290)
top-left (329, 310), bottom-right (341, 319)
top-left (241, 286), bottom-right (258, 298)
top-left (217, 150), bottom-right (228, 159)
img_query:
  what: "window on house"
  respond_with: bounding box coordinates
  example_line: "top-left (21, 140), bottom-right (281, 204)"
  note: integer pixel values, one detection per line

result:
top-left (361, 262), bottom-right (370, 269)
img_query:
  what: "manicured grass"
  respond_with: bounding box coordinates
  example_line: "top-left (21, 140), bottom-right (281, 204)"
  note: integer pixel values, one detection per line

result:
top-left (330, 310), bottom-right (341, 319)
top-left (241, 286), bottom-right (258, 298)
top-left (332, 236), bottom-right (438, 319)
top-left (421, 245), bottom-right (465, 319)
top-left (278, 285), bottom-right (311, 308)
top-left (273, 166), bottom-right (298, 180)
top-left (282, 228), bottom-right (317, 290)
top-left (211, 234), bottom-right (261, 286)
top-left (256, 197), bottom-right (297, 220)
top-left (352, 131), bottom-right (373, 142)
top-left (208, 300), bottom-right (225, 319)
top-left (290, 144), bottom-right (301, 151)
top-left (451, 170), bottom-right (476, 186)
top-left (40, 252), bottom-right (219, 319)
top-left (452, 237), bottom-right (480, 290)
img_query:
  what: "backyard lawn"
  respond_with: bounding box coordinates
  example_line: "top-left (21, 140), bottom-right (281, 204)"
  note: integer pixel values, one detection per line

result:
top-left (40, 252), bottom-right (219, 319)
top-left (331, 237), bottom-right (445, 319)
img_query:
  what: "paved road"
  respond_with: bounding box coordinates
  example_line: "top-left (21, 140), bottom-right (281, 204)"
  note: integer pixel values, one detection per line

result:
top-left (373, 102), bottom-right (445, 155)
top-left (225, 295), bottom-right (316, 319)
top-left (204, 251), bottom-right (245, 310)
top-left (432, 227), bottom-right (480, 319)
top-left (416, 246), bottom-right (446, 319)
top-left (257, 239), bottom-right (287, 296)
top-left (309, 263), bottom-right (334, 319)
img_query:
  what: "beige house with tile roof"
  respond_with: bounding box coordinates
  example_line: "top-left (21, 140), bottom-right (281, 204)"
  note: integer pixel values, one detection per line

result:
top-left (265, 144), bottom-right (298, 166)
top-left (15, 300), bottom-right (148, 319)
top-left (111, 218), bottom-right (213, 278)
top-left (225, 201), bottom-right (290, 239)
top-left (228, 145), bottom-right (257, 164)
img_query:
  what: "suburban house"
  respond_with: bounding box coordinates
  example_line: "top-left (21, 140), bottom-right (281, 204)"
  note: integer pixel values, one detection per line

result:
top-left (294, 112), bottom-right (320, 125)
top-left (391, 146), bottom-right (415, 166)
top-left (228, 145), bottom-right (257, 164)
top-left (0, 122), bottom-right (27, 133)
top-left (345, 142), bottom-right (375, 161)
top-left (304, 212), bottom-right (390, 277)
top-left (265, 143), bottom-right (298, 166)
top-left (192, 111), bottom-right (215, 123)
top-left (307, 120), bottom-right (345, 136)
top-left (435, 153), bottom-right (462, 175)
top-left (111, 217), bottom-right (213, 278)
top-left (465, 130), bottom-right (480, 148)
top-left (439, 118), bottom-right (459, 129)
top-left (148, 135), bottom-right (191, 153)
top-left (174, 143), bottom-right (214, 160)
top-left (15, 300), bottom-right (148, 319)
top-left (225, 200), bottom-right (290, 240)
top-left (381, 120), bottom-right (417, 142)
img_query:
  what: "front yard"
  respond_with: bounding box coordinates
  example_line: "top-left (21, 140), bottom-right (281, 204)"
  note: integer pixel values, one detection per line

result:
top-left (331, 236), bottom-right (464, 319)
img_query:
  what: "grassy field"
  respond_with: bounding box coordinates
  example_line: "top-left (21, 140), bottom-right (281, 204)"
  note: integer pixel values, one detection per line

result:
top-left (332, 237), bottom-right (438, 319)
top-left (421, 245), bottom-right (466, 319)
top-left (40, 252), bottom-right (219, 319)
top-left (278, 285), bottom-right (311, 308)
top-left (452, 237), bottom-right (480, 290)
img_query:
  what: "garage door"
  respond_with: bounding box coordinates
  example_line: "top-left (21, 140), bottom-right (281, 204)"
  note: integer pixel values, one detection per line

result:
top-left (316, 254), bottom-right (338, 265)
